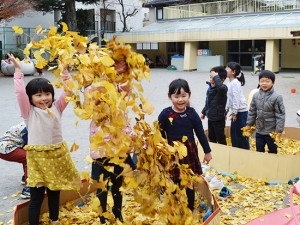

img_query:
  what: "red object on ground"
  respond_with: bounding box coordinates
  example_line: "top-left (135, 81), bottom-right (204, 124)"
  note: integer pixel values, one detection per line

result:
top-left (291, 88), bottom-right (297, 93)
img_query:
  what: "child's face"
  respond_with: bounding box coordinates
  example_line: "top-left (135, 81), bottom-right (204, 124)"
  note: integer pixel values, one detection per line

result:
top-left (31, 91), bottom-right (53, 109)
top-left (259, 77), bottom-right (274, 92)
top-left (169, 88), bottom-right (190, 112)
top-left (225, 67), bottom-right (234, 78)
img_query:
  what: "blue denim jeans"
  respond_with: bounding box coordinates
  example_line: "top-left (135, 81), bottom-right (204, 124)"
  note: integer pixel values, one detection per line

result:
top-left (230, 111), bottom-right (250, 149)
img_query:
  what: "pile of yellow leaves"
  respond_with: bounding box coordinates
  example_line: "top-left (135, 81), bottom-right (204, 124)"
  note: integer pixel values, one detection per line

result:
top-left (38, 169), bottom-right (300, 225)
top-left (239, 127), bottom-right (300, 155)
top-left (13, 24), bottom-right (212, 224)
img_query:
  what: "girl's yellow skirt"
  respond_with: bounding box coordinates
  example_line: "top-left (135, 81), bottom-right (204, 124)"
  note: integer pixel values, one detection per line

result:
top-left (24, 141), bottom-right (81, 191)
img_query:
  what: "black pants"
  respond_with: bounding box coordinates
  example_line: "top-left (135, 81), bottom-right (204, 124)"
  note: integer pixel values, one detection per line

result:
top-left (29, 187), bottom-right (60, 225)
top-left (208, 119), bottom-right (227, 145)
top-left (92, 157), bottom-right (126, 223)
top-left (256, 133), bottom-right (277, 154)
top-left (173, 180), bottom-right (195, 211)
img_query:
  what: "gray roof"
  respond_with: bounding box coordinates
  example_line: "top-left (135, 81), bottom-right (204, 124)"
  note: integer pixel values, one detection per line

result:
top-left (127, 10), bottom-right (300, 35)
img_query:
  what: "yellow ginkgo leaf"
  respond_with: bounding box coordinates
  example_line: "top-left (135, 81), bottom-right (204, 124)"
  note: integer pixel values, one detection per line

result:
top-left (61, 22), bottom-right (68, 32)
top-left (35, 25), bottom-right (43, 34)
top-left (70, 141), bottom-right (79, 152)
top-left (84, 155), bottom-right (94, 164)
top-left (100, 55), bottom-right (115, 67)
top-left (12, 26), bottom-right (23, 34)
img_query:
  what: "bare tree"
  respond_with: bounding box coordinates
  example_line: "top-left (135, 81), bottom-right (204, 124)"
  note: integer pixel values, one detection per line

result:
top-left (115, 0), bottom-right (140, 32)
top-left (98, 0), bottom-right (114, 39)
top-left (0, 0), bottom-right (33, 21)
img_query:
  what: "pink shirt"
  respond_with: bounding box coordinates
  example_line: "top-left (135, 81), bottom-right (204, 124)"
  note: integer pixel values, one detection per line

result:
top-left (14, 72), bottom-right (69, 145)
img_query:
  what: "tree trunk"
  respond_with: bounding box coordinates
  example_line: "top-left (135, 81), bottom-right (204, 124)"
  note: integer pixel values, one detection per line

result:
top-left (64, 0), bottom-right (77, 31)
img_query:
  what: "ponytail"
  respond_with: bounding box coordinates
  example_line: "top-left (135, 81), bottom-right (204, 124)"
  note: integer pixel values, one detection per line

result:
top-left (236, 71), bottom-right (245, 86)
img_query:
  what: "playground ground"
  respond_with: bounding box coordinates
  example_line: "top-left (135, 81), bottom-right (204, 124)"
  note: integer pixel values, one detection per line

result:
top-left (0, 68), bottom-right (300, 224)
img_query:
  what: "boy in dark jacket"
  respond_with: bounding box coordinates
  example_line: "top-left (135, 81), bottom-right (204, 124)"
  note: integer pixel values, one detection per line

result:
top-left (201, 66), bottom-right (228, 145)
top-left (246, 70), bottom-right (285, 154)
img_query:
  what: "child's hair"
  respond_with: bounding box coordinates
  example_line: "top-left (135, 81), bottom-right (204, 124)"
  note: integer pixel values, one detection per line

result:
top-left (226, 61), bottom-right (246, 86)
top-left (210, 66), bottom-right (227, 81)
top-left (259, 70), bottom-right (275, 83)
top-left (168, 79), bottom-right (191, 97)
top-left (25, 78), bottom-right (55, 106)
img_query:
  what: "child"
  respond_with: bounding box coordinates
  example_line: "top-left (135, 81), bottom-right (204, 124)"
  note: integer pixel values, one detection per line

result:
top-left (9, 53), bottom-right (81, 225)
top-left (200, 66), bottom-right (228, 145)
top-left (225, 61), bottom-right (250, 150)
top-left (0, 121), bottom-right (30, 199)
top-left (158, 78), bottom-right (212, 212)
top-left (246, 70), bottom-right (285, 153)
top-left (86, 76), bottom-right (135, 224)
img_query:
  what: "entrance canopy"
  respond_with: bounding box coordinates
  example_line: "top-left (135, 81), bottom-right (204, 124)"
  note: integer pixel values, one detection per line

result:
top-left (117, 10), bottom-right (300, 43)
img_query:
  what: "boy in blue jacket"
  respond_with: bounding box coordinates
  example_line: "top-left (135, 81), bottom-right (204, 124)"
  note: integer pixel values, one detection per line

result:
top-left (201, 66), bottom-right (228, 145)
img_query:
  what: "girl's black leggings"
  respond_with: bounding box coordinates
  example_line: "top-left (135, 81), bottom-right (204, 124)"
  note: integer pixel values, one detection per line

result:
top-left (29, 187), bottom-right (60, 225)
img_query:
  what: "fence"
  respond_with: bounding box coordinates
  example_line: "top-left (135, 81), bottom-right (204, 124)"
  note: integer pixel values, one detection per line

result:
top-left (0, 27), bottom-right (115, 59)
top-left (162, 0), bottom-right (300, 20)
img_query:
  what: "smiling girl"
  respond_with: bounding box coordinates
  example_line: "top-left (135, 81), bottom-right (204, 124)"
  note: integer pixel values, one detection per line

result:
top-left (158, 78), bottom-right (212, 212)
top-left (9, 53), bottom-right (80, 225)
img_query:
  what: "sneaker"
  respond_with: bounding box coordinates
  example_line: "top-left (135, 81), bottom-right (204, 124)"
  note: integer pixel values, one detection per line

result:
top-left (209, 177), bottom-right (224, 190)
top-left (21, 175), bottom-right (25, 185)
top-left (20, 186), bottom-right (30, 199)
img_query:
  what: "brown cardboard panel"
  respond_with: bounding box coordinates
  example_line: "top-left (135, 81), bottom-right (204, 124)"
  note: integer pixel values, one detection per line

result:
top-left (201, 127), bottom-right (300, 182)
top-left (208, 143), bottom-right (230, 172)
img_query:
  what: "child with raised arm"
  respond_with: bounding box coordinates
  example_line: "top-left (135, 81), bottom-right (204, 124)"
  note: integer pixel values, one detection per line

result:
top-left (9, 53), bottom-right (81, 225)
top-left (201, 66), bottom-right (228, 145)
top-left (246, 70), bottom-right (285, 153)
top-left (225, 61), bottom-right (250, 150)
top-left (158, 78), bottom-right (212, 212)
top-left (86, 62), bottom-right (135, 224)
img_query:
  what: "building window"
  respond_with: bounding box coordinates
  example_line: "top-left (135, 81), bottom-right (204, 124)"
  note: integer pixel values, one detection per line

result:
top-left (100, 9), bottom-right (116, 33)
top-left (157, 8), bottom-right (163, 20)
top-left (137, 42), bottom-right (159, 50)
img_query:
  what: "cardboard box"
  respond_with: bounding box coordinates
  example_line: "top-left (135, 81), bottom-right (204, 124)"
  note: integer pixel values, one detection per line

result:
top-left (14, 178), bottom-right (221, 225)
top-left (201, 127), bottom-right (300, 182)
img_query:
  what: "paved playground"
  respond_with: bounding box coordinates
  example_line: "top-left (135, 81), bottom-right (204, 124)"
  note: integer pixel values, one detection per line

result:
top-left (0, 68), bottom-right (300, 224)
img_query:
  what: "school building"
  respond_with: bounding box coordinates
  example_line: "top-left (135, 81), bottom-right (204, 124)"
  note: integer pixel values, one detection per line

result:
top-left (115, 0), bottom-right (300, 72)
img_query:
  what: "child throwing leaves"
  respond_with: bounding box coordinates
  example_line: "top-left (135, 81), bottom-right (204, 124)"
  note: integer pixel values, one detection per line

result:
top-left (9, 53), bottom-right (81, 225)
top-left (158, 78), bottom-right (212, 212)
top-left (86, 63), bottom-right (136, 224)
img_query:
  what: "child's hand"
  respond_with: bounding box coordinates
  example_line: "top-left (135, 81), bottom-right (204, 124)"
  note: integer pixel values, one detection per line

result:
top-left (7, 53), bottom-right (21, 72)
top-left (200, 113), bottom-right (205, 120)
top-left (203, 152), bottom-right (212, 164)
top-left (276, 133), bottom-right (282, 139)
top-left (231, 114), bottom-right (237, 122)
top-left (57, 59), bottom-right (70, 80)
